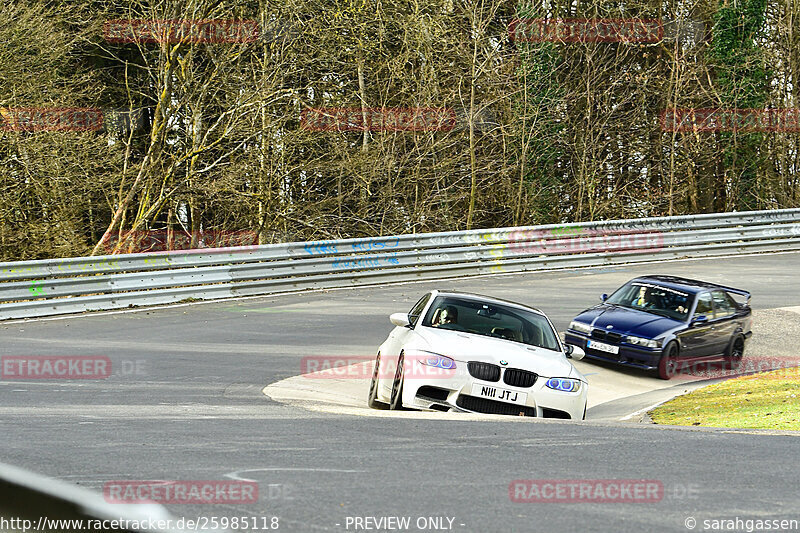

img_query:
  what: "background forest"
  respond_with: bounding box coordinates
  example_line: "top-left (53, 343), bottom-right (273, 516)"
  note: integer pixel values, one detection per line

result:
top-left (1, 0), bottom-right (798, 260)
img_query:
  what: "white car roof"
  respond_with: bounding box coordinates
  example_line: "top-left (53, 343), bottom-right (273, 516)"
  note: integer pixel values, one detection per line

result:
top-left (430, 290), bottom-right (546, 316)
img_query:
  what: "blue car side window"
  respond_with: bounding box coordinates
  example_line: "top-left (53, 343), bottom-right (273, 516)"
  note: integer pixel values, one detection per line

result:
top-left (694, 293), bottom-right (714, 320)
top-left (711, 290), bottom-right (734, 318)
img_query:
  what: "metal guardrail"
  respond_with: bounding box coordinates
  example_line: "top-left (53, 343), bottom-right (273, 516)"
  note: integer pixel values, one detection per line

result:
top-left (1, 208), bottom-right (799, 320)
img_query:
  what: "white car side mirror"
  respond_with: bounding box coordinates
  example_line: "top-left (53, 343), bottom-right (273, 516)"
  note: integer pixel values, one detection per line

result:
top-left (389, 312), bottom-right (411, 327)
top-left (565, 344), bottom-right (585, 360)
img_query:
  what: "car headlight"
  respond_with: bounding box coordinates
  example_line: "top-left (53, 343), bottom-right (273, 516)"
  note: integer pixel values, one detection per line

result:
top-left (545, 378), bottom-right (581, 392)
top-left (419, 355), bottom-right (457, 369)
top-left (624, 335), bottom-right (660, 348)
top-left (569, 321), bottom-right (592, 334)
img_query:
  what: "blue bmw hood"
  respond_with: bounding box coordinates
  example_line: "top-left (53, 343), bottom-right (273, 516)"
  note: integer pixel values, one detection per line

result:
top-left (574, 304), bottom-right (683, 338)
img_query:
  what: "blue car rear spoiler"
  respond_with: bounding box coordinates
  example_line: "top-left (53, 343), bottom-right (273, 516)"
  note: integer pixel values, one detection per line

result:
top-left (720, 286), bottom-right (751, 305)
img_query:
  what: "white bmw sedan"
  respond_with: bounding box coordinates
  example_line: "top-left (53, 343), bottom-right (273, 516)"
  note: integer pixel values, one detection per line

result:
top-left (368, 290), bottom-right (588, 420)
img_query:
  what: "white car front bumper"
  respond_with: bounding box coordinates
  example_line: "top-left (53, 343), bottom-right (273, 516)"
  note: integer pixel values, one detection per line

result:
top-left (401, 358), bottom-right (587, 420)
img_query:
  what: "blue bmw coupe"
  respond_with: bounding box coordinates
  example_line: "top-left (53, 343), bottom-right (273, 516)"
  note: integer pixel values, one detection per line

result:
top-left (565, 276), bottom-right (752, 379)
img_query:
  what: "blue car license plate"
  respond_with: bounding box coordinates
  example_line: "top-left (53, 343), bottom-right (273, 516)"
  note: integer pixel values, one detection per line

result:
top-left (587, 339), bottom-right (619, 354)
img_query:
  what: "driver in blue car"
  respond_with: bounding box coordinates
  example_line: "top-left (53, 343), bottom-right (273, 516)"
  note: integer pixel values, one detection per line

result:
top-left (632, 286), bottom-right (655, 309)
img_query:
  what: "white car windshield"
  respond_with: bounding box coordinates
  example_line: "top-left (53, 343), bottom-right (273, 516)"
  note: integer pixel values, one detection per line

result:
top-left (420, 296), bottom-right (561, 351)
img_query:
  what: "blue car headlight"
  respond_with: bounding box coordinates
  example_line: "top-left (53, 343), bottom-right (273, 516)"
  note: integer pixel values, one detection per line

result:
top-left (545, 378), bottom-right (581, 392)
top-left (569, 321), bottom-right (592, 334)
top-left (420, 355), bottom-right (457, 369)
top-left (624, 335), bottom-right (660, 348)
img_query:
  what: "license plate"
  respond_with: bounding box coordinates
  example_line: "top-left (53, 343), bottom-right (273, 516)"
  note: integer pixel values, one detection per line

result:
top-left (471, 383), bottom-right (528, 405)
top-left (587, 339), bottom-right (619, 354)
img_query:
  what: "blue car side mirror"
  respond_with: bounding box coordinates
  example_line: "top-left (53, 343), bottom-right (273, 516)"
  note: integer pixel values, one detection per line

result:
top-left (691, 315), bottom-right (708, 325)
top-left (601, 293), bottom-right (608, 302)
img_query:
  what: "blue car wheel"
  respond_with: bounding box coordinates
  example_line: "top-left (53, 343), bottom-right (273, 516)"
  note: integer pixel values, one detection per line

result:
top-left (724, 336), bottom-right (745, 370)
top-left (658, 342), bottom-right (679, 380)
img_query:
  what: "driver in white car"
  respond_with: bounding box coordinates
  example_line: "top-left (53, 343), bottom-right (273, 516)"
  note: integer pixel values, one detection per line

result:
top-left (433, 305), bottom-right (458, 327)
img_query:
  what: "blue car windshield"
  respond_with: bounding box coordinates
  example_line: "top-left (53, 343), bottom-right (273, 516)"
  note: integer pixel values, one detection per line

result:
top-left (421, 296), bottom-right (561, 351)
top-left (606, 282), bottom-right (694, 321)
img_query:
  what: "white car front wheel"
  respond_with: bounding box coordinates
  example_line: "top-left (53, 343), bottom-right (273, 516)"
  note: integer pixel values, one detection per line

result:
top-left (389, 351), bottom-right (405, 410)
top-left (367, 353), bottom-right (388, 409)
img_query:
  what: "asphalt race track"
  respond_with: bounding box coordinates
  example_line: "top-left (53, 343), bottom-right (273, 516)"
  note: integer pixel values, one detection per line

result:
top-left (2, 252), bottom-right (800, 532)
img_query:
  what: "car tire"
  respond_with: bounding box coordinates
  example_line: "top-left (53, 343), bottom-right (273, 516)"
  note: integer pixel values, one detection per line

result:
top-left (581, 401), bottom-right (587, 421)
top-left (724, 336), bottom-right (745, 370)
top-left (389, 351), bottom-right (405, 410)
top-left (657, 342), bottom-right (679, 380)
top-left (367, 353), bottom-right (389, 409)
